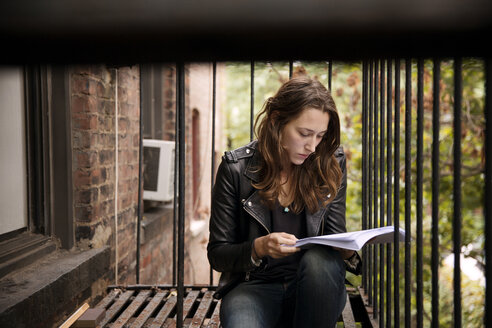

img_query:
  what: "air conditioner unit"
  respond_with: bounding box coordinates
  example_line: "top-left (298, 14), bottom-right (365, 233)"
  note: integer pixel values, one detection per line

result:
top-left (143, 139), bottom-right (175, 202)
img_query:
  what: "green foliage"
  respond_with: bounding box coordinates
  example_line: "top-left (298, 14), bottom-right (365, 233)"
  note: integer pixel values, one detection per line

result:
top-left (221, 59), bottom-right (485, 327)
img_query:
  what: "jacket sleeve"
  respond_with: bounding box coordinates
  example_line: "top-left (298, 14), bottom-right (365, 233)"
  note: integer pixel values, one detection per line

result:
top-left (207, 158), bottom-right (257, 273)
top-left (323, 149), bottom-right (347, 235)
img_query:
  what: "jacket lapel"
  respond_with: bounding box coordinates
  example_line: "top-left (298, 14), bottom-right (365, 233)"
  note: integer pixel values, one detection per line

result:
top-left (242, 148), bottom-right (272, 232)
top-left (306, 206), bottom-right (327, 237)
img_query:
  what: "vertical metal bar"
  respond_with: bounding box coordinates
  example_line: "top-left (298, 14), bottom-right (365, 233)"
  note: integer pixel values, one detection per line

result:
top-left (368, 60), bottom-right (373, 303)
top-left (416, 58), bottom-right (424, 328)
top-left (373, 59), bottom-right (379, 318)
top-left (362, 60), bottom-right (368, 291)
top-left (328, 60), bottom-right (333, 91)
top-left (250, 61), bottom-right (255, 141)
top-left (393, 58), bottom-right (401, 328)
top-left (176, 62), bottom-right (186, 328)
top-left (386, 58), bottom-right (393, 328)
top-left (453, 57), bottom-right (462, 328)
top-left (173, 65), bottom-right (179, 286)
top-left (431, 58), bottom-right (441, 328)
top-left (289, 60), bottom-right (294, 79)
top-left (210, 61), bottom-right (217, 286)
top-left (379, 59), bottom-right (385, 328)
top-left (485, 57), bottom-right (492, 328)
top-left (404, 58), bottom-right (412, 328)
top-left (136, 66), bottom-right (144, 284)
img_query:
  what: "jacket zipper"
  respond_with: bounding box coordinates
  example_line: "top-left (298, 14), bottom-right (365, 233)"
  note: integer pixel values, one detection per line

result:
top-left (243, 202), bottom-right (270, 281)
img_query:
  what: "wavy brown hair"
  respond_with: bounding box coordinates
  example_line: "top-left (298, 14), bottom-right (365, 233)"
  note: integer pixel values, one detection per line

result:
top-left (253, 76), bottom-right (342, 214)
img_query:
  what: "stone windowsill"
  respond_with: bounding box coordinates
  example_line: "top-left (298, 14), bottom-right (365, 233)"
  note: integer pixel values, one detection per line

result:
top-left (0, 246), bottom-right (110, 328)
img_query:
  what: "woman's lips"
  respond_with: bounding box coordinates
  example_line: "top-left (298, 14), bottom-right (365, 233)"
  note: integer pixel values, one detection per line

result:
top-left (299, 153), bottom-right (309, 159)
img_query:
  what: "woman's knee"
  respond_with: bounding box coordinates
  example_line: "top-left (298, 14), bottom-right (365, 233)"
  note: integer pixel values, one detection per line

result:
top-left (298, 246), bottom-right (345, 282)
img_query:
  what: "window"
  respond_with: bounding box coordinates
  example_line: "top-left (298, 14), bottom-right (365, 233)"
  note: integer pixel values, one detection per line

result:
top-left (0, 67), bottom-right (28, 236)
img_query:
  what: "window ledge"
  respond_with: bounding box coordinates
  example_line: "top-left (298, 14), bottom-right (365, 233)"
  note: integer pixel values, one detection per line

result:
top-left (0, 246), bottom-right (110, 327)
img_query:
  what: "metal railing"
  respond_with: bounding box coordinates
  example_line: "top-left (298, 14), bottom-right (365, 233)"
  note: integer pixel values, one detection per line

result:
top-left (158, 58), bottom-right (490, 327)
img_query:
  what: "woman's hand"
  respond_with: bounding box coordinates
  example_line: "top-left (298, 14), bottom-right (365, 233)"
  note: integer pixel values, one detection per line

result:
top-left (253, 233), bottom-right (300, 259)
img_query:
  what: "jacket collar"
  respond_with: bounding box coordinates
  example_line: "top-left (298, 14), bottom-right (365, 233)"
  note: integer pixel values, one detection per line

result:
top-left (244, 141), bottom-right (261, 183)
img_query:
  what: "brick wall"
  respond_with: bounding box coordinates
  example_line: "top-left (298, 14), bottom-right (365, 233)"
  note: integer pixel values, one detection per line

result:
top-left (71, 65), bottom-right (140, 284)
top-left (69, 63), bottom-right (222, 287)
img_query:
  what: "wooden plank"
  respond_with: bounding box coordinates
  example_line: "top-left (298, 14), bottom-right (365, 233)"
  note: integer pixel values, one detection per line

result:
top-left (341, 294), bottom-right (356, 328)
top-left (189, 291), bottom-right (214, 328)
top-left (96, 289), bottom-right (121, 310)
top-left (205, 300), bottom-right (221, 328)
top-left (150, 292), bottom-right (177, 328)
top-left (131, 290), bottom-right (168, 328)
top-left (112, 290), bottom-right (151, 328)
top-left (59, 303), bottom-right (89, 328)
top-left (98, 290), bottom-right (135, 327)
top-left (159, 290), bottom-right (200, 328)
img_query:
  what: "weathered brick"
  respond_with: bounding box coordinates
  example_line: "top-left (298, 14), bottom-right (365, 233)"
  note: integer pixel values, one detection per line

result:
top-left (73, 113), bottom-right (98, 130)
top-left (90, 168), bottom-right (101, 185)
top-left (97, 81), bottom-right (114, 99)
top-left (75, 204), bottom-right (99, 223)
top-left (118, 117), bottom-right (129, 133)
top-left (75, 224), bottom-right (93, 240)
top-left (98, 115), bottom-right (114, 132)
top-left (132, 133), bottom-right (140, 147)
top-left (73, 77), bottom-right (97, 96)
top-left (72, 130), bottom-right (98, 149)
top-left (74, 150), bottom-right (98, 168)
top-left (97, 98), bottom-right (114, 115)
top-left (99, 133), bottom-right (116, 148)
top-left (99, 149), bottom-right (114, 165)
top-left (74, 187), bottom-right (98, 204)
top-left (74, 169), bottom-right (91, 188)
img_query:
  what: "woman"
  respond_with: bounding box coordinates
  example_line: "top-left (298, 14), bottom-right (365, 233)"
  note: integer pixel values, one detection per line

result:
top-left (207, 76), bottom-right (358, 328)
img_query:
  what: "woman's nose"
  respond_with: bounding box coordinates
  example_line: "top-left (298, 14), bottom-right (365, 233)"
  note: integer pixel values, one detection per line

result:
top-left (305, 137), bottom-right (317, 152)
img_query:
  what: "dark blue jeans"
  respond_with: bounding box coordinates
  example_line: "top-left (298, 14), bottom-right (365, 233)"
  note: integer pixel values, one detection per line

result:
top-left (220, 246), bottom-right (347, 328)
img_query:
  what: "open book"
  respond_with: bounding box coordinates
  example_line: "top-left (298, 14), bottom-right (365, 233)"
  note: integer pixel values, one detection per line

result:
top-left (292, 226), bottom-right (406, 251)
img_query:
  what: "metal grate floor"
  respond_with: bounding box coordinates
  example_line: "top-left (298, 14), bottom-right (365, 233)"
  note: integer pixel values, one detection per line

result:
top-left (94, 286), bottom-right (220, 328)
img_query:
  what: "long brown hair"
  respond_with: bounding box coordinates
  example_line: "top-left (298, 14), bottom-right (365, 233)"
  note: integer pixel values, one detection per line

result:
top-left (253, 76), bottom-right (342, 214)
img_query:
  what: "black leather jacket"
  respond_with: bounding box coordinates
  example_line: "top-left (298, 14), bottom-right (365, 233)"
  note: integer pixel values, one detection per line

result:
top-left (207, 140), bottom-right (348, 299)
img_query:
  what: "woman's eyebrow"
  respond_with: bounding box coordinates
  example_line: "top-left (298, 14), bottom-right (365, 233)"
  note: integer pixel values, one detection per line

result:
top-left (300, 128), bottom-right (328, 133)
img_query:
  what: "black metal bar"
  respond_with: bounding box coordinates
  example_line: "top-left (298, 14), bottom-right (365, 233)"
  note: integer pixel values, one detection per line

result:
top-left (250, 61), bottom-right (255, 141)
top-left (136, 65), bottom-right (144, 284)
top-left (289, 60), bottom-right (293, 78)
top-left (210, 61), bottom-right (217, 286)
top-left (393, 58), bottom-right (401, 328)
top-left (328, 60), bottom-right (333, 91)
top-left (362, 60), bottom-right (368, 291)
top-left (453, 57), bottom-right (462, 328)
top-left (368, 59), bottom-right (374, 303)
top-left (386, 58), bottom-right (392, 328)
top-left (379, 58), bottom-right (385, 328)
top-left (173, 65), bottom-right (179, 286)
top-left (404, 58), bottom-right (412, 328)
top-left (416, 58), bottom-right (424, 328)
top-left (431, 57), bottom-right (441, 328)
top-left (373, 59), bottom-right (379, 318)
top-left (176, 62), bottom-right (186, 328)
top-left (485, 57), bottom-right (492, 328)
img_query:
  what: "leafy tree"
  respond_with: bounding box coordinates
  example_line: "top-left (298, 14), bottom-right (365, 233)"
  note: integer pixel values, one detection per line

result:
top-left (221, 58), bottom-right (485, 327)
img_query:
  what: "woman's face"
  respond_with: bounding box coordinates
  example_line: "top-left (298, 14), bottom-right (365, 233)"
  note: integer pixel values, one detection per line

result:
top-left (280, 107), bottom-right (330, 165)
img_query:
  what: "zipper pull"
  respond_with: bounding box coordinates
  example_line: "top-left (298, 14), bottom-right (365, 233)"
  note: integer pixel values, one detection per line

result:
top-left (245, 271), bottom-right (250, 281)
